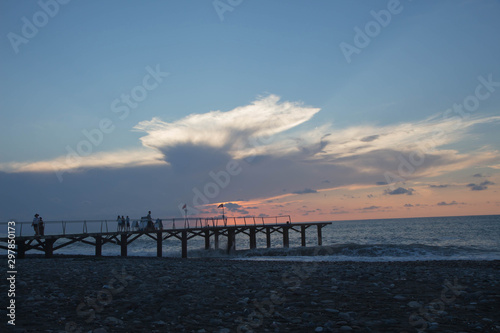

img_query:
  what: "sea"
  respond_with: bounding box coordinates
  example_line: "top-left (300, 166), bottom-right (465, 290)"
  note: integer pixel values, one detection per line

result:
top-left (3, 215), bottom-right (499, 262)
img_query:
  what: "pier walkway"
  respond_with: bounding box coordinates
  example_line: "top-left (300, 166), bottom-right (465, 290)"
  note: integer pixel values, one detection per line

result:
top-left (0, 216), bottom-right (331, 258)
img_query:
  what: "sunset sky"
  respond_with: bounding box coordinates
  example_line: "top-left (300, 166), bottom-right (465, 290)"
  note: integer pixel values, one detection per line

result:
top-left (1, 0), bottom-right (499, 222)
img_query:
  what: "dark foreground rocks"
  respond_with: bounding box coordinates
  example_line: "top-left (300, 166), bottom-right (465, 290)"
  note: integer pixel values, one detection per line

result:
top-left (3, 257), bottom-right (500, 332)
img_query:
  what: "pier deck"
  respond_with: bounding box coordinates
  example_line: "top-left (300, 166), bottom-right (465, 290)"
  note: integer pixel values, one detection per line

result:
top-left (0, 217), bottom-right (331, 258)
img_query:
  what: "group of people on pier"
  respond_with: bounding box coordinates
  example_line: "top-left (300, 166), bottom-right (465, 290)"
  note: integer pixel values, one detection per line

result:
top-left (116, 215), bottom-right (131, 231)
top-left (31, 213), bottom-right (45, 236)
top-left (117, 211), bottom-right (163, 232)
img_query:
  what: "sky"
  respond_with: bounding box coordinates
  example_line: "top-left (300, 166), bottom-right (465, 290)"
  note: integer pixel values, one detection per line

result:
top-left (1, 0), bottom-right (500, 222)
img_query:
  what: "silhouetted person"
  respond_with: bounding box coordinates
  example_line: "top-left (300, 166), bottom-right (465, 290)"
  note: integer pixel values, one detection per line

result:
top-left (38, 216), bottom-right (44, 236)
top-left (117, 215), bottom-right (123, 232)
top-left (32, 214), bottom-right (39, 236)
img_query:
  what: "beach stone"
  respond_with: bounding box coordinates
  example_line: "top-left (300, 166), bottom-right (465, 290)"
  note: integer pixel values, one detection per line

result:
top-left (210, 318), bottom-right (223, 326)
top-left (394, 295), bottom-right (407, 301)
top-left (408, 301), bottom-right (422, 308)
top-left (158, 275), bottom-right (170, 283)
top-left (382, 319), bottom-right (398, 325)
top-left (104, 316), bottom-right (123, 325)
top-left (325, 308), bottom-right (339, 314)
top-left (340, 326), bottom-right (353, 331)
top-left (428, 322), bottom-right (439, 330)
top-left (302, 312), bottom-right (312, 319)
top-left (338, 312), bottom-right (351, 321)
top-left (93, 329), bottom-right (108, 333)
top-left (315, 327), bottom-right (324, 332)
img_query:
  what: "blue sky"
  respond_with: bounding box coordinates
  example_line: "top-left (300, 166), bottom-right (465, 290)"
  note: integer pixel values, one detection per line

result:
top-left (1, 0), bottom-right (499, 221)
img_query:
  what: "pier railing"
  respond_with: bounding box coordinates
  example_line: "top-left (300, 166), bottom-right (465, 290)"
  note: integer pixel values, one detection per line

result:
top-left (0, 215), bottom-right (292, 237)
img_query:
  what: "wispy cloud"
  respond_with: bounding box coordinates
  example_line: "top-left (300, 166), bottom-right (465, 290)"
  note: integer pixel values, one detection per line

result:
top-left (437, 201), bottom-right (459, 206)
top-left (467, 180), bottom-right (495, 191)
top-left (385, 187), bottom-right (415, 195)
top-left (292, 188), bottom-right (318, 195)
top-left (0, 148), bottom-right (165, 173)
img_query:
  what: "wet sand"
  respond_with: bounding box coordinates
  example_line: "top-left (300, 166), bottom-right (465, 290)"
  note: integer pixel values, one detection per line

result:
top-left (4, 256), bottom-right (500, 332)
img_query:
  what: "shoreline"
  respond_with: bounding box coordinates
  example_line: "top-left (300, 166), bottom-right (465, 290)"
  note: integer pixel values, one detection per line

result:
top-left (4, 257), bottom-right (499, 332)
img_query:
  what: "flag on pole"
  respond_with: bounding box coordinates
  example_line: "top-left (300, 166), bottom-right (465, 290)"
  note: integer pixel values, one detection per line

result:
top-left (182, 204), bottom-right (186, 210)
top-left (218, 203), bottom-right (224, 208)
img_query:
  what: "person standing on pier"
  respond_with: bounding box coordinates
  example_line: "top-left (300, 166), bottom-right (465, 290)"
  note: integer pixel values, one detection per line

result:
top-left (38, 216), bottom-right (45, 236)
top-left (146, 211), bottom-right (154, 230)
top-left (155, 218), bottom-right (162, 230)
top-left (126, 216), bottom-right (130, 231)
top-left (117, 215), bottom-right (122, 232)
top-left (32, 214), bottom-right (39, 236)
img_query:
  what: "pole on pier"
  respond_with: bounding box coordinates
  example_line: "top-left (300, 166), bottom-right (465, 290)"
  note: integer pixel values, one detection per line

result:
top-left (301, 225), bottom-right (306, 247)
top-left (204, 229), bottom-right (210, 250)
top-left (249, 227), bottom-right (256, 249)
top-left (227, 228), bottom-right (235, 254)
top-left (17, 240), bottom-right (26, 259)
top-left (156, 231), bottom-right (162, 257)
top-left (266, 227), bottom-right (271, 248)
top-left (121, 233), bottom-right (128, 257)
top-left (214, 229), bottom-right (219, 250)
top-left (95, 235), bottom-right (102, 257)
top-left (282, 225), bottom-right (289, 248)
top-left (44, 239), bottom-right (55, 258)
top-left (317, 224), bottom-right (323, 246)
top-left (181, 231), bottom-right (188, 258)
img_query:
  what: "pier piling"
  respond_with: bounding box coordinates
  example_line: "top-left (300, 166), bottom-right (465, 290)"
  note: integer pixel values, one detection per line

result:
top-left (181, 231), bottom-right (187, 258)
top-left (283, 226), bottom-right (289, 248)
top-left (227, 229), bottom-right (235, 254)
top-left (317, 224), bottom-right (323, 246)
top-left (17, 241), bottom-right (25, 259)
top-left (95, 235), bottom-right (102, 256)
top-left (204, 230), bottom-right (210, 250)
top-left (301, 225), bottom-right (306, 247)
top-left (249, 227), bottom-right (256, 249)
top-left (121, 234), bottom-right (127, 257)
top-left (156, 232), bottom-right (162, 257)
top-left (214, 229), bottom-right (219, 250)
top-left (44, 239), bottom-right (55, 258)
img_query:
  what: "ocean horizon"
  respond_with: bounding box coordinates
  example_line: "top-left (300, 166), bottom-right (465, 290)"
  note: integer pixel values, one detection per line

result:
top-left (3, 214), bottom-right (499, 262)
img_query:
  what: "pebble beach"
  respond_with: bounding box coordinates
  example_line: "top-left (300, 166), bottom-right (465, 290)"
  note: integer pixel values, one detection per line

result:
top-left (4, 256), bottom-right (500, 332)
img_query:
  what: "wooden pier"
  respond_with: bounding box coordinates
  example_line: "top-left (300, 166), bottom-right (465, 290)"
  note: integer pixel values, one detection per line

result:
top-left (0, 217), bottom-right (331, 259)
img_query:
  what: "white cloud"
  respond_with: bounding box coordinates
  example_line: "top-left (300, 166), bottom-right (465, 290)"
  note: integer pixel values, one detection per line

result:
top-left (133, 94), bottom-right (320, 160)
top-left (316, 115), bottom-right (500, 160)
top-left (0, 148), bottom-right (165, 173)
